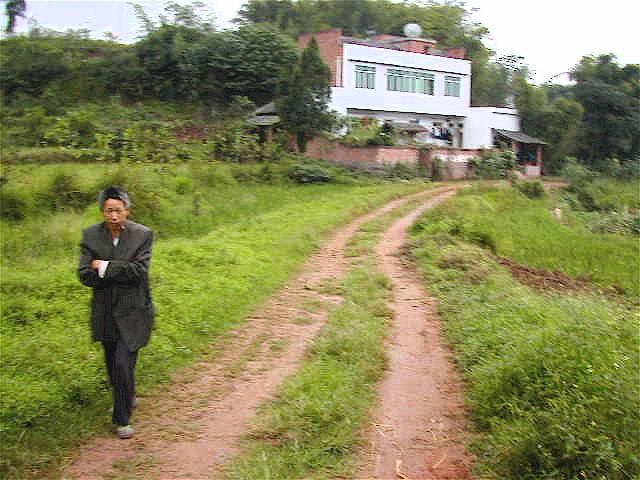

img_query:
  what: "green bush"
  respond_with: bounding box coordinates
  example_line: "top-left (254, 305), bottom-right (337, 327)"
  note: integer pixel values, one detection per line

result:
top-left (618, 156), bottom-right (640, 179)
top-left (174, 176), bottom-right (194, 195)
top-left (514, 179), bottom-right (546, 199)
top-left (339, 117), bottom-right (380, 147)
top-left (0, 106), bottom-right (54, 147)
top-left (0, 189), bottom-right (29, 220)
top-left (44, 109), bottom-right (99, 148)
top-left (561, 167), bottom-right (640, 214)
top-left (430, 156), bottom-right (446, 181)
top-left (209, 121), bottom-right (261, 163)
top-left (413, 187), bottom-right (639, 295)
top-left (387, 162), bottom-right (428, 180)
top-left (561, 158), bottom-right (597, 191)
top-left (366, 121), bottom-right (395, 146)
top-left (288, 163), bottom-right (332, 184)
top-left (587, 211), bottom-right (640, 236)
top-left (469, 149), bottom-right (516, 179)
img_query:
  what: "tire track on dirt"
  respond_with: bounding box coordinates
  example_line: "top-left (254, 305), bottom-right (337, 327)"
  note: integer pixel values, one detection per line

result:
top-left (63, 187), bottom-right (451, 480)
top-left (357, 189), bottom-right (475, 480)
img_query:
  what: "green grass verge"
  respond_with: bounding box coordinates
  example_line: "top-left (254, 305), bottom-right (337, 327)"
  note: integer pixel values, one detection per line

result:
top-left (412, 184), bottom-right (640, 297)
top-left (410, 192), bottom-right (640, 479)
top-left (0, 163), bottom-right (429, 479)
top-left (223, 187), bottom-right (443, 479)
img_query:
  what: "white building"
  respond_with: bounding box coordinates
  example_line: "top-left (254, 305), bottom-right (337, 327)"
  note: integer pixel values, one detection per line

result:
top-left (298, 28), bottom-right (524, 151)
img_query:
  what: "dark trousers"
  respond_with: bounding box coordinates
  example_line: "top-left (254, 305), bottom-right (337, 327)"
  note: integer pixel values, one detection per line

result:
top-left (102, 339), bottom-right (138, 426)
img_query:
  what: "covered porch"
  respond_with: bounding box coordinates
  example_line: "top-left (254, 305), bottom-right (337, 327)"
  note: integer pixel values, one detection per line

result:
top-left (494, 129), bottom-right (547, 177)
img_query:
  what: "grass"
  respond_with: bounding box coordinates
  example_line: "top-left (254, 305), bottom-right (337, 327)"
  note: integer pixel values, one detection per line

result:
top-left (412, 184), bottom-right (640, 296)
top-left (0, 161), bottom-right (430, 479)
top-left (410, 188), bottom-right (640, 479)
top-left (223, 187), bottom-right (442, 479)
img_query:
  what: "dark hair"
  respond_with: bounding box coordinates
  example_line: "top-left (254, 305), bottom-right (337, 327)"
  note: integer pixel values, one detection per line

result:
top-left (99, 186), bottom-right (131, 210)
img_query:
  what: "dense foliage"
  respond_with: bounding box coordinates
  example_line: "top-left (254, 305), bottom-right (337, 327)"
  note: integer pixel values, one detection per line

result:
top-left (467, 149), bottom-right (517, 179)
top-left (515, 54), bottom-right (640, 174)
top-left (0, 21), bottom-right (297, 109)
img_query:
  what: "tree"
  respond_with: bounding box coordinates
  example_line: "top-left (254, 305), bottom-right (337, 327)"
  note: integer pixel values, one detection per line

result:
top-left (132, 1), bottom-right (215, 34)
top-left (571, 54), bottom-right (640, 167)
top-left (542, 96), bottom-right (584, 173)
top-left (0, 36), bottom-right (68, 100)
top-left (513, 76), bottom-right (584, 173)
top-left (194, 24), bottom-right (298, 106)
top-left (4, 0), bottom-right (26, 34)
top-left (135, 24), bottom-right (206, 100)
top-left (276, 37), bottom-right (332, 152)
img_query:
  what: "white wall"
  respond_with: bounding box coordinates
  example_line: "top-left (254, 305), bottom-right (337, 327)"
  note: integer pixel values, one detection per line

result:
top-left (463, 107), bottom-right (520, 148)
top-left (330, 43), bottom-right (472, 117)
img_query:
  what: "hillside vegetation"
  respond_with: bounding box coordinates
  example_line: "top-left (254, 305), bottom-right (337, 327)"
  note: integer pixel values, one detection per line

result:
top-left (410, 184), bottom-right (639, 479)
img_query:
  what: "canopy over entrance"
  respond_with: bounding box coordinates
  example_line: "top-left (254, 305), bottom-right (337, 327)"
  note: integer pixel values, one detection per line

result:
top-left (494, 129), bottom-right (547, 145)
top-left (494, 129), bottom-right (546, 177)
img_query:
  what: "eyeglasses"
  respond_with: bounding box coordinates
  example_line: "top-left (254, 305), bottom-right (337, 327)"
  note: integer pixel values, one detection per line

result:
top-left (104, 208), bottom-right (126, 215)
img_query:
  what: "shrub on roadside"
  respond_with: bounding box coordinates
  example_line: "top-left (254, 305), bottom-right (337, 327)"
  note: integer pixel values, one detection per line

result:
top-left (514, 179), bottom-right (546, 199)
top-left (288, 163), bottom-right (331, 184)
top-left (469, 149), bottom-right (516, 179)
top-left (387, 162), bottom-right (428, 180)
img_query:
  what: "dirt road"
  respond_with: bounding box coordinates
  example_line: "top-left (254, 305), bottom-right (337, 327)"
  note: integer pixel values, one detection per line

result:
top-left (64, 187), bottom-right (472, 479)
top-left (356, 190), bottom-right (474, 479)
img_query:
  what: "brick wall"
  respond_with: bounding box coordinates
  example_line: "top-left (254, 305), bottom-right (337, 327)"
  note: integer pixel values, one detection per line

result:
top-left (305, 137), bottom-right (483, 180)
top-left (306, 137), bottom-right (419, 165)
top-left (392, 39), bottom-right (434, 54)
top-left (444, 47), bottom-right (467, 59)
top-left (298, 29), bottom-right (343, 86)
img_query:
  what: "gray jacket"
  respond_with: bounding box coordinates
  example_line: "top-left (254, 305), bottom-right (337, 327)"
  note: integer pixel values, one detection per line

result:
top-left (78, 220), bottom-right (155, 351)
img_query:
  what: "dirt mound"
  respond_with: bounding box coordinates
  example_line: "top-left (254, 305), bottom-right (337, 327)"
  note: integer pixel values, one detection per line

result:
top-left (497, 256), bottom-right (593, 292)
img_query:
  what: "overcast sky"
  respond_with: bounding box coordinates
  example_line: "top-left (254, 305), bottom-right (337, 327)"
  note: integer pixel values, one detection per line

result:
top-left (4, 0), bottom-right (639, 84)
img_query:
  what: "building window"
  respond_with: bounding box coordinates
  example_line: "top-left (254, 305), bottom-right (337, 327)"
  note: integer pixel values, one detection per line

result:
top-left (445, 75), bottom-right (461, 97)
top-left (387, 69), bottom-right (434, 94)
top-left (355, 65), bottom-right (376, 89)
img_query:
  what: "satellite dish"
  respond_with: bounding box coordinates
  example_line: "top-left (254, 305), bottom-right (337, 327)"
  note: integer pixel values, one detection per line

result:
top-left (403, 23), bottom-right (422, 38)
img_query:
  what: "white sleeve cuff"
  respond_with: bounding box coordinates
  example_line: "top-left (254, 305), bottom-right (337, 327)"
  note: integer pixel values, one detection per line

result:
top-left (98, 260), bottom-right (109, 278)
